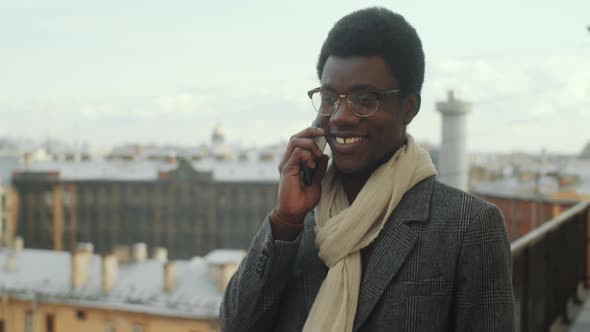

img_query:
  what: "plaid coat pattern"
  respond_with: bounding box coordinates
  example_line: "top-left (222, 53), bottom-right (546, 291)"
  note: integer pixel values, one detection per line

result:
top-left (221, 177), bottom-right (515, 331)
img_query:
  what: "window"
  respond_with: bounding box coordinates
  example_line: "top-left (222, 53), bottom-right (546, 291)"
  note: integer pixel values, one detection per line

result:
top-left (24, 311), bottom-right (33, 332)
top-left (44, 191), bottom-right (53, 206)
top-left (63, 190), bottom-right (72, 207)
top-left (218, 192), bottom-right (226, 207)
top-left (75, 310), bottom-right (86, 320)
top-left (45, 314), bottom-right (55, 332)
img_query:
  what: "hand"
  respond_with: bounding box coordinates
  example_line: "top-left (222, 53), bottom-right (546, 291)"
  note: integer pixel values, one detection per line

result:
top-left (275, 126), bottom-right (329, 224)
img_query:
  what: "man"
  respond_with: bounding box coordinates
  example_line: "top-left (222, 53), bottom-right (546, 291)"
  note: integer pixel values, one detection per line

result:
top-left (221, 7), bottom-right (514, 332)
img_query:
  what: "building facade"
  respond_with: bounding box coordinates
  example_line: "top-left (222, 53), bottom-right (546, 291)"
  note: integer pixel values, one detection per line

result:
top-left (474, 192), bottom-right (577, 240)
top-left (0, 300), bottom-right (218, 332)
top-left (10, 158), bottom-right (278, 258)
top-left (0, 183), bottom-right (6, 246)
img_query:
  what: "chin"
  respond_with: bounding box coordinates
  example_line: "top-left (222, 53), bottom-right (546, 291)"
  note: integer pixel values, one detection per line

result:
top-left (333, 153), bottom-right (389, 178)
top-left (332, 159), bottom-right (370, 176)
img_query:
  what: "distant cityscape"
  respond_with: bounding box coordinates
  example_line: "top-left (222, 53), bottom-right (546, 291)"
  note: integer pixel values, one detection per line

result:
top-left (2, 125), bottom-right (590, 253)
top-left (1, 124), bottom-right (589, 331)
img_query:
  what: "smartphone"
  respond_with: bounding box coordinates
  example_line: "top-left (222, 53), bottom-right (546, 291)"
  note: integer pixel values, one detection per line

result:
top-left (300, 119), bottom-right (327, 185)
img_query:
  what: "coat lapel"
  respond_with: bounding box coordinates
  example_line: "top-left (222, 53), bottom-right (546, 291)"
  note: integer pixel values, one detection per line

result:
top-left (299, 177), bottom-right (436, 329)
top-left (353, 177), bottom-right (435, 331)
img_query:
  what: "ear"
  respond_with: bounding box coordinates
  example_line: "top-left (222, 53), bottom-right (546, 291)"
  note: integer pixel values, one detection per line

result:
top-left (402, 94), bottom-right (421, 125)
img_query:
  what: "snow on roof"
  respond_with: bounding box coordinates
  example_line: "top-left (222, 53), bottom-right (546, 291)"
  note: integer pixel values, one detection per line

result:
top-left (204, 249), bottom-right (246, 265)
top-left (563, 159), bottom-right (590, 179)
top-left (14, 157), bottom-right (280, 183)
top-left (16, 159), bottom-right (177, 182)
top-left (0, 248), bottom-right (222, 319)
top-left (472, 176), bottom-right (559, 197)
top-left (192, 159), bottom-right (279, 183)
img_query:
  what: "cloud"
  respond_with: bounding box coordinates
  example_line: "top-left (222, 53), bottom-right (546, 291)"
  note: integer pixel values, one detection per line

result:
top-left (0, 48), bottom-right (587, 155)
top-left (418, 50), bottom-right (590, 154)
top-left (0, 82), bottom-right (315, 148)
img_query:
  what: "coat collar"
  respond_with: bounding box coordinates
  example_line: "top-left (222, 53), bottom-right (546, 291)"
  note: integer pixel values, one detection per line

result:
top-left (301, 176), bottom-right (436, 327)
top-left (390, 175), bottom-right (434, 223)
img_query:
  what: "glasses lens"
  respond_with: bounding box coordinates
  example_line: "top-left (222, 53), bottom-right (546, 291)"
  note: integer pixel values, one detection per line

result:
top-left (348, 92), bottom-right (378, 116)
top-left (311, 91), bottom-right (337, 115)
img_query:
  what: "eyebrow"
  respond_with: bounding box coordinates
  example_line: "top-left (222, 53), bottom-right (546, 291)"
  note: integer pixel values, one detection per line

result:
top-left (320, 83), bottom-right (380, 93)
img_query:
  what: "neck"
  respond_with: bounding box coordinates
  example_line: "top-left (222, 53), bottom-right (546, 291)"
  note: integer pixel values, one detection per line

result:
top-left (340, 144), bottom-right (404, 203)
top-left (341, 173), bottom-right (371, 203)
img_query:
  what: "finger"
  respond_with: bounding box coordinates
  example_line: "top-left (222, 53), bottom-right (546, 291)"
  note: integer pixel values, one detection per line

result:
top-left (282, 147), bottom-right (316, 175)
top-left (291, 137), bottom-right (325, 159)
top-left (283, 128), bottom-right (325, 160)
top-left (279, 128), bottom-right (326, 172)
top-left (287, 127), bottom-right (324, 153)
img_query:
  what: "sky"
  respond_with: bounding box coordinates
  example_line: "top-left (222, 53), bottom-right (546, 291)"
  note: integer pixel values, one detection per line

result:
top-left (0, 0), bottom-right (589, 154)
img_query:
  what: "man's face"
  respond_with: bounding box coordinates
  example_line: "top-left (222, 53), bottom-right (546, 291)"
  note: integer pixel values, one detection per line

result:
top-left (317, 55), bottom-right (413, 176)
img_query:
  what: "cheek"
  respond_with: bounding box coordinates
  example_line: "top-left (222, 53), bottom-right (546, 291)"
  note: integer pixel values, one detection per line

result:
top-left (369, 119), bottom-right (404, 154)
top-left (317, 115), bottom-right (330, 129)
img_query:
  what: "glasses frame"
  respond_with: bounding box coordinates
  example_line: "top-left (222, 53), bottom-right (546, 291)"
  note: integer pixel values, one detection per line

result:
top-left (307, 87), bottom-right (401, 118)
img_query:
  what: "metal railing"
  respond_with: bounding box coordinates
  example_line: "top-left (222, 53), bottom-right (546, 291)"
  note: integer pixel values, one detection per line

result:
top-left (511, 201), bottom-right (590, 332)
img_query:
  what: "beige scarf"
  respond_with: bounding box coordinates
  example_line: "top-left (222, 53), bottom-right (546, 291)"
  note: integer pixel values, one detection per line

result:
top-left (302, 135), bottom-right (437, 332)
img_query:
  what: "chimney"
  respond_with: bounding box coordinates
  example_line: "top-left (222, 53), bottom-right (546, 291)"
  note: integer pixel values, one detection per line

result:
top-left (436, 90), bottom-right (472, 191)
top-left (5, 252), bottom-right (16, 271)
top-left (153, 247), bottom-right (168, 262)
top-left (71, 243), bottom-right (93, 290)
top-left (163, 261), bottom-right (177, 292)
top-left (218, 263), bottom-right (240, 293)
top-left (13, 236), bottom-right (24, 253)
top-left (205, 250), bottom-right (246, 293)
top-left (113, 245), bottom-right (130, 263)
top-left (77, 242), bottom-right (94, 255)
top-left (6, 236), bottom-right (23, 272)
top-left (101, 253), bottom-right (118, 294)
top-left (132, 243), bottom-right (147, 263)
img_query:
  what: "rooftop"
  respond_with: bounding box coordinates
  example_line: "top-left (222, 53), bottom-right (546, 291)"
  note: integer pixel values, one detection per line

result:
top-left (473, 158), bottom-right (590, 199)
top-left (0, 247), bottom-right (244, 319)
top-left (14, 157), bottom-right (281, 183)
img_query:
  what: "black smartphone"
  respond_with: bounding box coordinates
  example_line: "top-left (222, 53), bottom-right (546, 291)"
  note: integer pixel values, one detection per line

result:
top-left (300, 119), bottom-right (327, 185)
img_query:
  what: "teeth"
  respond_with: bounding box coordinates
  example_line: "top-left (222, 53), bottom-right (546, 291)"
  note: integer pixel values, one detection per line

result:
top-left (335, 137), bottom-right (363, 144)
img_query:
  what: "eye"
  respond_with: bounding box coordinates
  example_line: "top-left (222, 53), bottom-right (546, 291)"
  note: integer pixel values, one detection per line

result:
top-left (320, 92), bottom-right (338, 105)
top-left (350, 92), bottom-right (378, 107)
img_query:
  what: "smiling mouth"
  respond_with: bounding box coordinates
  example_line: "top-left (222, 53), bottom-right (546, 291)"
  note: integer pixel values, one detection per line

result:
top-left (334, 136), bottom-right (365, 144)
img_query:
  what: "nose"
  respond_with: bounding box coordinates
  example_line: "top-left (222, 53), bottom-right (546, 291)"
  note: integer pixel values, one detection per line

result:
top-left (330, 97), bottom-right (361, 127)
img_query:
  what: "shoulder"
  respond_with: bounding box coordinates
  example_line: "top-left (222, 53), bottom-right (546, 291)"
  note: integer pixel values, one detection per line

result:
top-left (430, 179), bottom-right (502, 222)
top-left (429, 180), bottom-right (510, 254)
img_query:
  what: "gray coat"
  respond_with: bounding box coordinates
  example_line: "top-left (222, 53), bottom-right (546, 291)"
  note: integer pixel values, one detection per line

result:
top-left (221, 177), bottom-right (515, 331)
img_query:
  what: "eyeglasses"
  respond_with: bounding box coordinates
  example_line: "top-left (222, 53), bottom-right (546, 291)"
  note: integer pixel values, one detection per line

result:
top-left (307, 87), bottom-right (401, 117)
